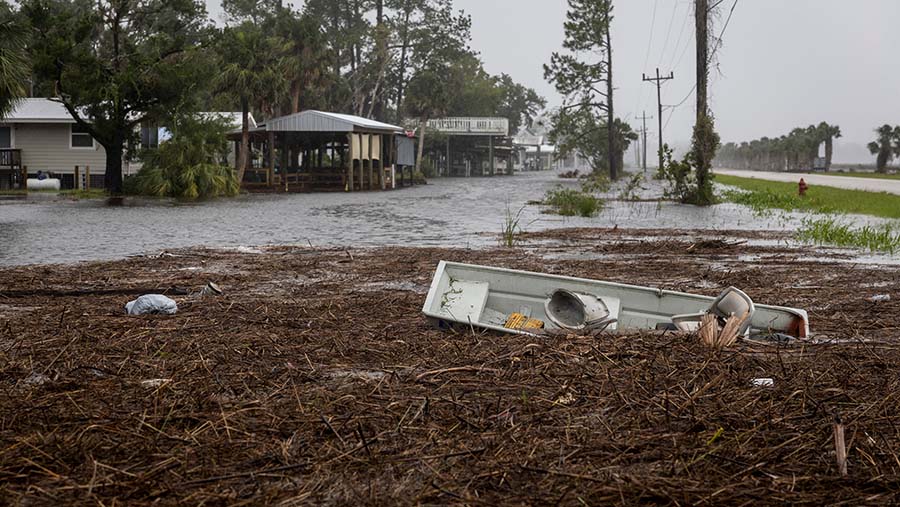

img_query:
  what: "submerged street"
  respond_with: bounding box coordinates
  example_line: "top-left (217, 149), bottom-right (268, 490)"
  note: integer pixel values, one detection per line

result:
top-left (0, 172), bottom-right (828, 265)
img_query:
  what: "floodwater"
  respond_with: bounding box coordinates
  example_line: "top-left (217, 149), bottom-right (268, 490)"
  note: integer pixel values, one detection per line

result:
top-left (0, 171), bottom-right (891, 266)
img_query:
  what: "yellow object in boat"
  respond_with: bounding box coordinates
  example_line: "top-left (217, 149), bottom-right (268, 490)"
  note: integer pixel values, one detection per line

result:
top-left (505, 313), bottom-right (545, 330)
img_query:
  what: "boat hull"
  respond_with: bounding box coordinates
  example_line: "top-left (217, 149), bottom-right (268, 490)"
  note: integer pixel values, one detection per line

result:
top-left (422, 261), bottom-right (809, 338)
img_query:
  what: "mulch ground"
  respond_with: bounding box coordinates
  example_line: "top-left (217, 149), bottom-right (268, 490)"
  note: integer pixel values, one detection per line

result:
top-left (1, 227), bottom-right (899, 505)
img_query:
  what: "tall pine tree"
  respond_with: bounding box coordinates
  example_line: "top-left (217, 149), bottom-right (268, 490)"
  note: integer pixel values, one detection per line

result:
top-left (545, 0), bottom-right (619, 179)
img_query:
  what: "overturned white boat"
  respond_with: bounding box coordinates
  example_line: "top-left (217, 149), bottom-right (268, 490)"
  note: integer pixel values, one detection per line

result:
top-left (422, 261), bottom-right (809, 338)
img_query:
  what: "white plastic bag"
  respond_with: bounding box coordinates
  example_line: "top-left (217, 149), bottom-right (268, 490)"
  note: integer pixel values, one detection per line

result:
top-left (125, 294), bottom-right (178, 315)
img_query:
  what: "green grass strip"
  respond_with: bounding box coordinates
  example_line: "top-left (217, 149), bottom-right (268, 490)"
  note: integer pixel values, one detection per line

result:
top-left (716, 174), bottom-right (900, 219)
top-left (798, 217), bottom-right (900, 254)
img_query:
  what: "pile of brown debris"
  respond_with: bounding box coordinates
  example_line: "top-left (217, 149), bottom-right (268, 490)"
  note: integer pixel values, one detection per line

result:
top-left (1, 230), bottom-right (899, 504)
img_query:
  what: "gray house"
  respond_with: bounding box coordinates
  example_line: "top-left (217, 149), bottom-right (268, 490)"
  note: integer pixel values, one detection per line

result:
top-left (0, 98), bottom-right (107, 189)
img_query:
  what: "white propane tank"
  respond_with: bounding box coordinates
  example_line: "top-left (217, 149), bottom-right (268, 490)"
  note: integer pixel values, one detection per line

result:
top-left (27, 178), bottom-right (61, 191)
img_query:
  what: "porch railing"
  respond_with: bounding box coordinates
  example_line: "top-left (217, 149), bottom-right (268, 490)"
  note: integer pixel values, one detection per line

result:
top-left (426, 117), bottom-right (509, 136)
top-left (0, 149), bottom-right (22, 169)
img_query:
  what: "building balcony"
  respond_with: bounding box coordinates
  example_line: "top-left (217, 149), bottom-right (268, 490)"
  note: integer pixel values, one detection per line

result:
top-left (426, 117), bottom-right (509, 136)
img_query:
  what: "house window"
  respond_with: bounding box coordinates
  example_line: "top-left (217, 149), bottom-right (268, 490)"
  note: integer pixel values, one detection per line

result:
top-left (140, 125), bottom-right (159, 149)
top-left (0, 126), bottom-right (11, 149)
top-left (70, 124), bottom-right (94, 148)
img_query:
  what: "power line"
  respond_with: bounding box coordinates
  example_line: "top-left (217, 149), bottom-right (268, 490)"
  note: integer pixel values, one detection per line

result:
top-left (672, 21), bottom-right (695, 69)
top-left (667, 83), bottom-right (697, 111)
top-left (663, 101), bottom-right (680, 131)
top-left (657, 1), bottom-right (680, 68)
top-left (635, 0), bottom-right (660, 123)
top-left (709, 0), bottom-right (729, 13)
top-left (659, 0), bottom-right (739, 149)
top-left (666, 6), bottom-right (692, 69)
top-left (709, 0), bottom-right (739, 64)
top-left (641, 0), bottom-right (660, 74)
top-left (663, 0), bottom-right (738, 121)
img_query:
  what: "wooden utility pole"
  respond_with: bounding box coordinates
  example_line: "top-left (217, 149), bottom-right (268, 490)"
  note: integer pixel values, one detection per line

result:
top-left (643, 68), bottom-right (674, 172)
top-left (604, 6), bottom-right (616, 180)
top-left (633, 129), bottom-right (644, 168)
top-left (691, 0), bottom-right (718, 204)
top-left (637, 111), bottom-right (653, 171)
top-left (696, 0), bottom-right (710, 123)
top-left (372, 0), bottom-right (387, 121)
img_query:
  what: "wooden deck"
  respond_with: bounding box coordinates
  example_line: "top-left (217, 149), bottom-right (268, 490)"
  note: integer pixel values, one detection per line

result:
top-left (242, 164), bottom-right (418, 193)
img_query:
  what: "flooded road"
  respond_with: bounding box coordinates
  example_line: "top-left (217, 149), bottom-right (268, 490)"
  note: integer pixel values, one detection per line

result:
top-left (0, 171), bottom-right (881, 266)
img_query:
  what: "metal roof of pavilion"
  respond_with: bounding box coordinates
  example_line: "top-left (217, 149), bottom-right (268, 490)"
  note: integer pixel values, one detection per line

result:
top-left (261, 110), bottom-right (403, 133)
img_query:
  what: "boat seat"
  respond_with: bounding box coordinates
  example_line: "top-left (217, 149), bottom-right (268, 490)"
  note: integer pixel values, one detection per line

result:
top-left (439, 280), bottom-right (489, 324)
top-left (671, 313), bottom-right (704, 332)
top-left (711, 286), bottom-right (755, 335)
top-left (671, 286), bottom-right (756, 335)
top-left (544, 289), bottom-right (620, 331)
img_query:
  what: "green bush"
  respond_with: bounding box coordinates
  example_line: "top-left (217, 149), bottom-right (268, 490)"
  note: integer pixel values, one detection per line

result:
top-left (618, 172), bottom-right (645, 201)
top-left (579, 172), bottom-right (611, 193)
top-left (544, 187), bottom-right (601, 217)
top-left (659, 145), bottom-right (719, 205)
top-left (127, 114), bottom-right (239, 199)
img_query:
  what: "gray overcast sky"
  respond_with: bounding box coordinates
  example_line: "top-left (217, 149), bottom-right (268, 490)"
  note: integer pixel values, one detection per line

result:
top-left (209, 0), bottom-right (900, 162)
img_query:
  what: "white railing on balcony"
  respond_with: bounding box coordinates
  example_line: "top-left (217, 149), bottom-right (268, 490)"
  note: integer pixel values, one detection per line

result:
top-left (513, 135), bottom-right (544, 146)
top-left (426, 117), bottom-right (509, 136)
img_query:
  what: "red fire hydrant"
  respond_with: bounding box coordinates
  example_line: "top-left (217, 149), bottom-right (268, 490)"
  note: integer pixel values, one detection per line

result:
top-left (798, 178), bottom-right (809, 197)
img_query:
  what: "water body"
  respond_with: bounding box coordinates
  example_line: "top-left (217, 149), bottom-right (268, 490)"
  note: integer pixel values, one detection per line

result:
top-left (0, 172), bottom-right (886, 266)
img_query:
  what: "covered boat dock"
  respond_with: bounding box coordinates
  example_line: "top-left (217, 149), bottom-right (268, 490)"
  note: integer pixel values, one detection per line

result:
top-left (231, 110), bottom-right (417, 192)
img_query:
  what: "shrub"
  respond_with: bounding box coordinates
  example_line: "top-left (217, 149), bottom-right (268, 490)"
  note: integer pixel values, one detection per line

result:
top-left (544, 187), bottom-right (601, 217)
top-left (127, 114), bottom-right (239, 199)
top-left (579, 172), bottom-right (611, 194)
top-left (659, 145), bottom-right (718, 205)
top-left (618, 172), bottom-right (645, 201)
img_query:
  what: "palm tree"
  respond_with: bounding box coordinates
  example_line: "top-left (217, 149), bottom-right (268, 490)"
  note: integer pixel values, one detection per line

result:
top-left (278, 13), bottom-right (330, 114)
top-left (217, 24), bottom-right (286, 183)
top-left (738, 142), bottom-right (749, 169)
top-left (611, 118), bottom-right (638, 172)
top-left (868, 125), bottom-right (896, 173)
top-left (817, 122), bottom-right (841, 171)
top-left (0, 13), bottom-right (29, 119)
top-left (405, 67), bottom-right (452, 174)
